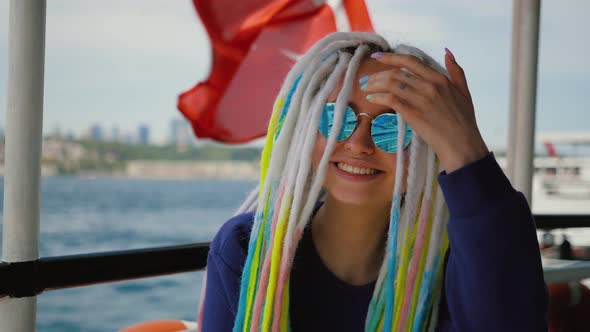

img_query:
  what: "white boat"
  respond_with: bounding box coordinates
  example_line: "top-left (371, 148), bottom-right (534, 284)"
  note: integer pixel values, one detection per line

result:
top-left (533, 132), bottom-right (590, 213)
top-left (498, 131), bottom-right (590, 216)
top-left (515, 133), bottom-right (590, 249)
top-left (501, 133), bottom-right (590, 260)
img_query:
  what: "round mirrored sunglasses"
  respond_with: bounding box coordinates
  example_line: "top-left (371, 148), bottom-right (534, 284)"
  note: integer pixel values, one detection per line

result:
top-left (318, 103), bottom-right (412, 153)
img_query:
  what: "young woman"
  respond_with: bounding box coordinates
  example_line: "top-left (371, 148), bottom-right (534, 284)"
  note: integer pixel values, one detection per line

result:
top-left (199, 32), bottom-right (548, 331)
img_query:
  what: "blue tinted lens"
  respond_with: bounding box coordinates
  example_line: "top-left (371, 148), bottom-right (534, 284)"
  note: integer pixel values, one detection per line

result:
top-left (371, 113), bottom-right (412, 153)
top-left (319, 103), bottom-right (357, 141)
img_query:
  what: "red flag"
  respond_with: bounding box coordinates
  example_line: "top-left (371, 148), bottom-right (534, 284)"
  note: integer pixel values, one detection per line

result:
top-left (544, 142), bottom-right (558, 157)
top-left (178, 0), bottom-right (374, 143)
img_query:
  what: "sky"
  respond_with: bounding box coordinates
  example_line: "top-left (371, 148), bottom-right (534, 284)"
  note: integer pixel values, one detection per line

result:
top-left (0, 0), bottom-right (589, 148)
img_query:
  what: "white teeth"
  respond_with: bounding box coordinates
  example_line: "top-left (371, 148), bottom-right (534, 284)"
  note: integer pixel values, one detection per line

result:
top-left (336, 163), bottom-right (377, 175)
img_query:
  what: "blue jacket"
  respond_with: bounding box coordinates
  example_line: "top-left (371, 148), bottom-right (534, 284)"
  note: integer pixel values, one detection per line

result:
top-left (201, 154), bottom-right (548, 331)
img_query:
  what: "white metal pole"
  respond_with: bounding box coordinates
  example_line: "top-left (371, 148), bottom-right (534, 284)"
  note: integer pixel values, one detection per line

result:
top-left (0, 1), bottom-right (47, 331)
top-left (506, 0), bottom-right (522, 181)
top-left (507, 0), bottom-right (541, 202)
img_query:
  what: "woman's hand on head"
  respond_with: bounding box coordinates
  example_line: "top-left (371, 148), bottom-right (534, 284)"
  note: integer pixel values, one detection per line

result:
top-left (361, 49), bottom-right (489, 173)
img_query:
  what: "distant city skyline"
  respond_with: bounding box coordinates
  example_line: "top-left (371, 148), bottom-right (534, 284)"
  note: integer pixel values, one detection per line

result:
top-left (43, 117), bottom-right (198, 146)
top-left (1, 1), bottom-right (589, 149)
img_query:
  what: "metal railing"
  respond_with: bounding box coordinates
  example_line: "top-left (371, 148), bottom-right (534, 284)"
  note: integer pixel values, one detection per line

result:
top-left (535, 214), bottom-right (590, 230)
top-left (0, 243), bottom-right (209, 298)
top-left (1, 214), bottom-right (589, 299)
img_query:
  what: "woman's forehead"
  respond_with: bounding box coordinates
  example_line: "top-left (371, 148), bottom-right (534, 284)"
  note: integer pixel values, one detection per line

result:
top-left (326, 59), bottom-right (397, 115)
top-left (328, 59), bottom-right (395, 95)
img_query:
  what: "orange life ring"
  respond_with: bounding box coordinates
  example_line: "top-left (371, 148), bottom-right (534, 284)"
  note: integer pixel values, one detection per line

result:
top-left (548, 282), bottom-right (590, 332)
top-left (119, 320), bottom-right (197, 332)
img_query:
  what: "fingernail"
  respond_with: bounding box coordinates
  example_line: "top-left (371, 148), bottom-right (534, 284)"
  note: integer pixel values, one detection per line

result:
top-left (358, 75), bottom-right (369, 84)
top-left (371, 52), bottom-right (384, 59)
top-left (366, 94), bottom-right (373, 101)
top-left (360, 83), bottom-right (368, 91)
top-left (445, 48), bottom-right (456, 62)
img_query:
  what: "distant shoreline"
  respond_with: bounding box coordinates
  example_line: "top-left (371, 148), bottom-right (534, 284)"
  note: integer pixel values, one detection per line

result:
top-left (0, 160), bottom-right (261, 180)
top-left (126, 160), bottom-right (260, 180)
top-left (0, 137), bottom-right (264, 178)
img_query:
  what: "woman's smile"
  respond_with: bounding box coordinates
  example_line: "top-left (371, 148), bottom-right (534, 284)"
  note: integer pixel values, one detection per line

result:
top-left (330, 160), bottom-right (384, 182)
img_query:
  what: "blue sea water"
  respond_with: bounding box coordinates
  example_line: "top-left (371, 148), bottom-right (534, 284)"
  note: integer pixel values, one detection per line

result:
top-left (0, 176), bottom-right (256, 332)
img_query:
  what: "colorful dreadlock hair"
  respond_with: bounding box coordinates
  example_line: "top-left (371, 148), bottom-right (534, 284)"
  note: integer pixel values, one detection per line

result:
top-left (198, 32), bottom-right (451, 332)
